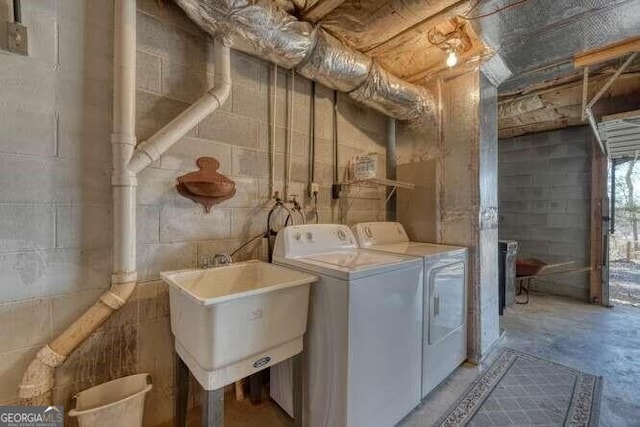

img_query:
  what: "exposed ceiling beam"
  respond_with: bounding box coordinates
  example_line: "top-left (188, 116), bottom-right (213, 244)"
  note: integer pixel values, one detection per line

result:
top-left (365, 0), bottom-right (473, 56)
top-left (574, 36), bottom-right (640, 68)
top-left (498, 73), bottom-right (640, 139)
top-left (302, 0), bottom-right (347, 23)
top-left (499, 117), bottom-right (585, 139)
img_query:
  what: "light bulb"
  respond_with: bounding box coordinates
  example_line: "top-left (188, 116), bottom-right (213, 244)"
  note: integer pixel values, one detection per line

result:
top-left (446, 51), bottom-right (458, 67)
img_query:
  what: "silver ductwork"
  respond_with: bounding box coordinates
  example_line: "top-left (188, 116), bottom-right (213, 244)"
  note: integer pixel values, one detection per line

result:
top-left (174, 0), bottom-right (434, 120)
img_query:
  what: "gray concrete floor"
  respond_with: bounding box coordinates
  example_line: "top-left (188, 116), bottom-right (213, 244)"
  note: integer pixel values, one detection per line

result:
top-left (218, 294), bottom-right (640, 426)
top-left (401, 294), bottom-right (640, 427)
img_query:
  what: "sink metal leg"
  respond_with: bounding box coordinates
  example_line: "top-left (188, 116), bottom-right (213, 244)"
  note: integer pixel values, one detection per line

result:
top-left (292, 352), bottom-right (303, 427)
top-left (202, 387), bottom-right (224, 427)
top-left (175, 355), bottom-right (189, 427)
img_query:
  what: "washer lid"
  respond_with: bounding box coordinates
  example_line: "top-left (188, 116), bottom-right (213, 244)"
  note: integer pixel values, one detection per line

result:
top-left (367, 242), bottom-right (466, 258)
top-left (275, 249), bottom-right (420, 280)
top-left (305, 250), bottom-right (411, 269)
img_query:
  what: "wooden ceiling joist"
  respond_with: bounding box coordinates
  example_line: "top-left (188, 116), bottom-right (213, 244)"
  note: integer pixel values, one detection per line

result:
top-left (365, 0), bottom-right (472, 56)
top-left (574, 36), bottom-right (640, 68)
top-left (302, 0), bottom-right (347, 23)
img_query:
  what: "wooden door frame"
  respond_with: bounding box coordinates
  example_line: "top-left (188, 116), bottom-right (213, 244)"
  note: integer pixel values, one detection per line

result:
top-left (589, 137), bottom-right (609, 304)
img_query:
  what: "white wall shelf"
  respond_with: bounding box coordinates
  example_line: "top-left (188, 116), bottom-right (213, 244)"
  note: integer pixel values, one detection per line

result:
top-left (337, 178), bottom-right (415, 190)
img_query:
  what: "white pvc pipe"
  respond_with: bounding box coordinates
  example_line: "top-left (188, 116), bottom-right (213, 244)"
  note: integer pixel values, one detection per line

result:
top-left (111, 0), bottom-right (138, 282)
top-left (127, 40), bottom-right (231, 175)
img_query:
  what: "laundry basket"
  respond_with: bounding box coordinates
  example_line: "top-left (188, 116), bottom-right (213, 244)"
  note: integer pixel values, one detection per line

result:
top-left (68, 373), bottom-right (152, 427)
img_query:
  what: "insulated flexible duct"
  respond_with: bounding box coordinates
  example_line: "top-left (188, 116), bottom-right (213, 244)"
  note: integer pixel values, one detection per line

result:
top-left (174, 0), bottom-right (434, 120)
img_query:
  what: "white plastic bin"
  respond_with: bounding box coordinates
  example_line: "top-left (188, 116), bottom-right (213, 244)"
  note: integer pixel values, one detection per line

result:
top-left (68, 373), bottom-right (152, 427)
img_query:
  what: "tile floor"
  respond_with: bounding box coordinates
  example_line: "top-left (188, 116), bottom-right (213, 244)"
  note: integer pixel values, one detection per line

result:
top-left (219, 294), bottom-right (640, 426)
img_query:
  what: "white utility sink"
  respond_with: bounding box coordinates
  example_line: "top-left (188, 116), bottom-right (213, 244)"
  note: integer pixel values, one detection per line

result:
top-left (161, 260), bottom-right (317, 391)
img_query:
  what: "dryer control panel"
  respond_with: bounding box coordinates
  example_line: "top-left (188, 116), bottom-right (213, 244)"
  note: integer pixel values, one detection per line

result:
top-left (353, 222), bottom-right (409, 247)
top-left (273, 224), bottom-right (357, 258)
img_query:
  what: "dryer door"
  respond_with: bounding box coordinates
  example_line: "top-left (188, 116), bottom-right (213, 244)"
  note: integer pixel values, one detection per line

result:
top-left (428, 261), bottom-right (465, 345)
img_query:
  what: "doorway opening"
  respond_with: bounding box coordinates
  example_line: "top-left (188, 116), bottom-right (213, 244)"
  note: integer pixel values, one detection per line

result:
top-left (609, 157), bottom-right (640, 307)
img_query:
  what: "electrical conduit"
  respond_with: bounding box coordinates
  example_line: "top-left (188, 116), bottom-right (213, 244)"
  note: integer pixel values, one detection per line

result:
top-left (18, 0), bottom-right (232, 404)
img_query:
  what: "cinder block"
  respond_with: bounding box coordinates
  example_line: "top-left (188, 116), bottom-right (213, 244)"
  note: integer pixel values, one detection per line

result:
top-left (216, 176), bottom-right (262, 208)
top-left (231, 208), bottom-right (270, 238)
top-left (159, 201), bottom-right (231, 242)
top-left (0, 205), bottom-right (55, 253)
top-left (314, 137), bottom-right (334, 165)
top-left (137, 12), bottom-right (171, 58)
top-left (566, 199), bottom-right (589, 214)
top-left (162, 60), bottom-right (216, 103)
top-left (198, 109), bottom-right (259, 149)
top-left (549, 157), bottom-right (589, 172)
top-left (0, 106), bottom-right (56, 157)
top-left (0, 249), bottom-right (111, 302)
top-left (136, 90), bottom-right (191, 138)
top-left (0, 154), bottom-right (111, 205)
top-left (529, 200), bottom-right (566, 213)
top-left (137, 11), bottom-right (208, 69)
top-left (137, 204), bottom-right (161, 244)
top-left (137, 50), bottom-right (162, 93)
top-left (0, 298), bottom-right (51, 352)
top-left (57, 71), bottom-right (113, 111)
top-left (137, 0), bottom-right (203, 37)
top-left (338, 95), bottom-right (386, 136)
top-left (547, 185), bottom-right (589, 201)
top-left (56, 205), bottom-right (111, 249)
top-left (231, 147), bottom-right (269, 178)
top-left (548, 241), bottom-right (588, 258)
top-left (530, 227), bottom-right (586, 244)
top-left (0, 347), bottom-right (39, 404)
top-left (516, 213), bottom-right (547, 227)
top-left (500, 174), bottom-right (532, 188)
top-left (159, 136), bottom-right (232, 174)
top-left (231, 51), bottom-right (268, 92)
top-left (50, 289), bottom-right (103, 337)
top-left (232, 83), bottom-right (268, 122)
top-left (137, 166), bottom-right (179, 206)
top-left (57, 105), bottom-right (112, 162)
top-left (546, 213), bottom-right (588, 229)
top-left (314, 110), bottom-right (334, 140)
top-left (0, 56), bottom-right (56, 113)
top-left (59, 0), bottom-right (113, 28)
top-left (498, 200), bottom-right (531, 213)
top-left (314, 162), bottom-right (333, 186)
top-left (58, 19), bottom-right (113, 80)
top-left (137, 242), bottom-right (196, 281)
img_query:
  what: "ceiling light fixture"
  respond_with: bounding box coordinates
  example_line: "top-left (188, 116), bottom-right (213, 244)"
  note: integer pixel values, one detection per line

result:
top-left (446, 51), bottom-right (458, 67)
top-left (427, 20), bottom-right (472, 68)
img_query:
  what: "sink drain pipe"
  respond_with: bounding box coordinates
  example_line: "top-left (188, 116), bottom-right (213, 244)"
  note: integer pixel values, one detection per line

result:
top-left (18, 0), bottom-right (232, 404)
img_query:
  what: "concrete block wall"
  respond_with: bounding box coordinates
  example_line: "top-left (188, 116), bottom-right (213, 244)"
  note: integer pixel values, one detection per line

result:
top-left (0, 0), bottom-right (389, 424)
top-left (499, 126), bottom-right (591, 300)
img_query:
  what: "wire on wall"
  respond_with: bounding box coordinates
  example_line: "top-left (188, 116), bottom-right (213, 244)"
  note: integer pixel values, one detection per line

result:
top-left (459, 0), bottom-right (532, 21)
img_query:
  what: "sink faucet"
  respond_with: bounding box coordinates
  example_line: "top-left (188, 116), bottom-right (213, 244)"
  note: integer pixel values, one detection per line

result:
top-left (201, 253), bottom-right (233, 269)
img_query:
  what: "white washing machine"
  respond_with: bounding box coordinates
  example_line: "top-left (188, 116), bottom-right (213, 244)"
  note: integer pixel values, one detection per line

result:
top-left (353, 221), bottom-right (467, 399)
top-left (270, 224), bottom-right (423, 427)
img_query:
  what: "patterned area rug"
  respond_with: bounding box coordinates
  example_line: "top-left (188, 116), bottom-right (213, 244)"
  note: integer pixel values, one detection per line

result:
top-left (435, 348), bottom-right (602, 427)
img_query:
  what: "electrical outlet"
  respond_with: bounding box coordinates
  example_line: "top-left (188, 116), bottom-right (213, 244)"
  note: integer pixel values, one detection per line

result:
top-left (7, 21), bottom-right (28, 56)
top-left (332, 184), bottom-right (342, 200)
